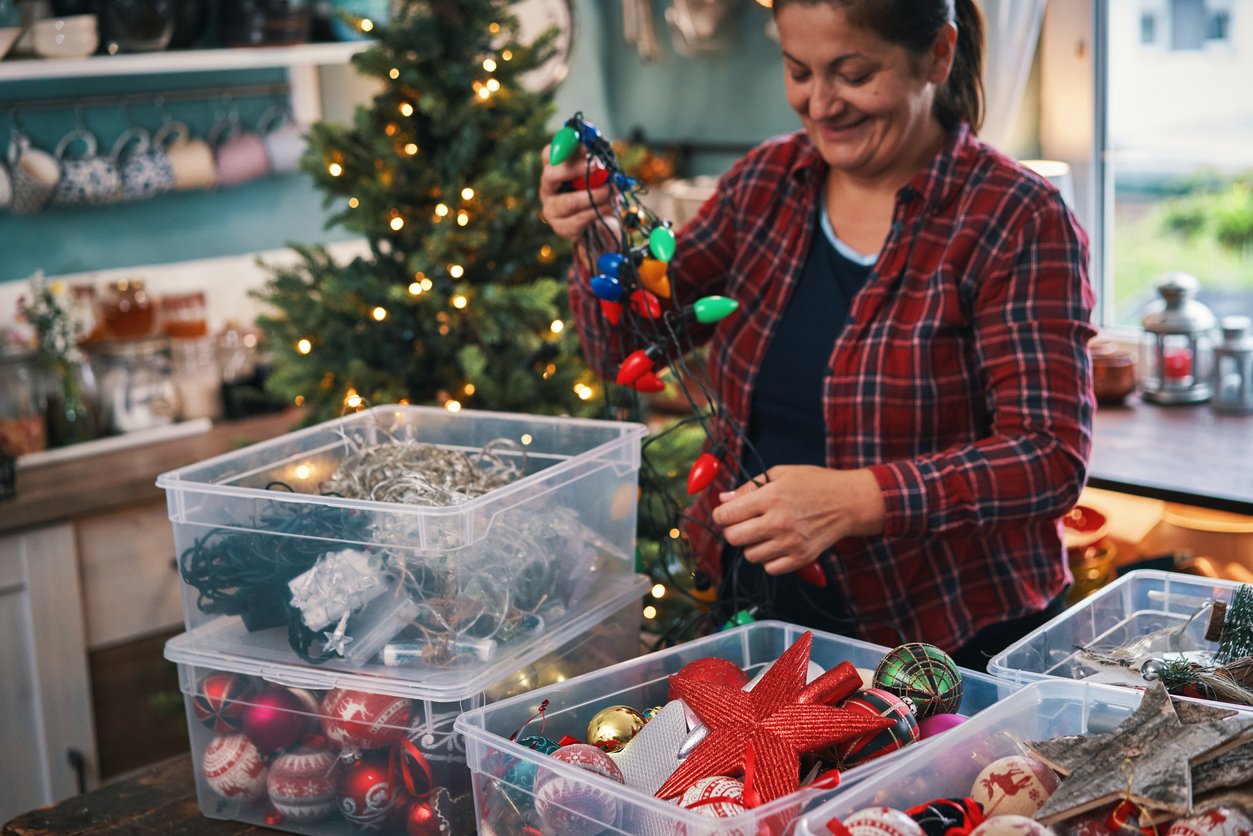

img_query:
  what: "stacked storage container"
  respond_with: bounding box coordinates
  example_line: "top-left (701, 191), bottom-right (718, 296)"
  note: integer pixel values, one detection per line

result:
top-left (159, 405), bottom-right (650, 833)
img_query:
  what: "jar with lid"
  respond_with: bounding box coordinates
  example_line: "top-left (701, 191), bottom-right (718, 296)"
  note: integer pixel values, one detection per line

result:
top-left (170, 335), bottom-right (221, 420)
top-left (1139, 272), bottom-right (1217, 404)
top-left (1212, 316), bottom-right (1253, 415)
top-left (159, 291), bottom-right (208, 340)
top-left (97, 336), bottom-right (180, 433)
top-left (101, 279), bottom-right (155, 340)
top-left (0, 350), bottom-right (49, 458)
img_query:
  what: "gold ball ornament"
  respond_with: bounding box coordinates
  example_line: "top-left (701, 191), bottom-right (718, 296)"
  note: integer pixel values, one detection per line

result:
top-left (586, 705), bottom-right (647, 753)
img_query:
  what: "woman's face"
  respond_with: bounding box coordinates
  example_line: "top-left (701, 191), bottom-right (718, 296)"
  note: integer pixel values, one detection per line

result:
top-left (777, 3), bottom-right (953, 181)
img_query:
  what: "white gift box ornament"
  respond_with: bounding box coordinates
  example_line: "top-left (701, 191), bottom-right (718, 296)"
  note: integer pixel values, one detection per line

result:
top-left (288, 548), bottom-right (389, 632)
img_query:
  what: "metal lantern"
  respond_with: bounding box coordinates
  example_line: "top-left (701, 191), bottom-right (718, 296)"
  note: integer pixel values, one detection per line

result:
top-left (1213, 315), bottom-right (1253, 415)
top-left (1139, 272), bottom-right (1217, 404)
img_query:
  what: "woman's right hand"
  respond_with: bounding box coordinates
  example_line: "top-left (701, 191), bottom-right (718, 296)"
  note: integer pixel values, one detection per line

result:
top-left (540, 144), bottom-right (617, 242)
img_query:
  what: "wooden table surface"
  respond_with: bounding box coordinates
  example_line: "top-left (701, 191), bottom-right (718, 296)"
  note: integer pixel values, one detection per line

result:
top-left (0, 410), bottom-right (302, 535)
top-left (1089, 396), bottom-right (1253, 515)
top-left (2, 754), bottom-right (271, 835)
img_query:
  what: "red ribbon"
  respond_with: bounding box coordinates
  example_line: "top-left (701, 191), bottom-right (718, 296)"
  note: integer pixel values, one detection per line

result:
top-left (508, 698), bottom-right (550, 742)
top-left (389, 737), bottom-right (434, 800)
top-left (557, 735), bottom-right (583, 746)
top-left (742, 739), bottom-right (761, 808)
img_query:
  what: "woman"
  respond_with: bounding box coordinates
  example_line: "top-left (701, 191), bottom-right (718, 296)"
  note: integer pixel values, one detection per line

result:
top-left (540, 0), bottom-right (1095, 669)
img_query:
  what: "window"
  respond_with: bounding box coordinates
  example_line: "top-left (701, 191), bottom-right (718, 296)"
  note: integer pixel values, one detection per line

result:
top-left (1041, 2), bottom-right (1252, 329)
top-left (1140, 12), bottom-right (1158, 42)
top-left (1105, 0), bottom-right (1251, 326)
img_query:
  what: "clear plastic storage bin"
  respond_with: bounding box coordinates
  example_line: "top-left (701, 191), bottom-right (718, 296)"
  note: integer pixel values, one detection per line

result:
top-left (158, 406), bottom-right (647, 684)
top-left (166, 576), bottom-right (648, 835)
top-left (455, 620), bottom-right (1019, 836)
top-left (792, 679), bottom-right (1167, 835)
top-left (987, 570), bottom-right (1243, 689)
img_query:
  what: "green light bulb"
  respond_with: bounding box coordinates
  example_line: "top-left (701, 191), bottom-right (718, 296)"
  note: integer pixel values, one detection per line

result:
top-left (648, 226), bottom-right (676, 262)
top-left (549, 126), bottom-right (579, 165)
top-left (693, 296), bottom-right (739, 324)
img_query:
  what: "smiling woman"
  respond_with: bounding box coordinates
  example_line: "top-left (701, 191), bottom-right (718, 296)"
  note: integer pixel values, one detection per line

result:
top-left (543, 0), bottom-right (1096, 669)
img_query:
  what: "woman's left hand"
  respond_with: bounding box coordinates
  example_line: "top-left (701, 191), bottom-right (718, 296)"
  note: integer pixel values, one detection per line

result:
top-left (711, 466), bottom-right (886, 576)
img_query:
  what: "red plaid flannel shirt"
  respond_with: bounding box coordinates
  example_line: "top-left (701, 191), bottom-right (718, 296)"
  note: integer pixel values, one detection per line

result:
top-left (569, 124), bottom-right (1096, 652)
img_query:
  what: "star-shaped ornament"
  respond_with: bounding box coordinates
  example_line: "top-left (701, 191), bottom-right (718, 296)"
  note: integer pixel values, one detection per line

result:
top-left (1026, 682), bottom-right (1253, 825)
top-left (655, 631), bottom-right (894, 806)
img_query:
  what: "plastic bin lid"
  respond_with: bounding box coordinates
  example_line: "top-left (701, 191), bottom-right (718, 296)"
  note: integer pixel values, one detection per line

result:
top-left (165, 575), bottom-right (648, 702)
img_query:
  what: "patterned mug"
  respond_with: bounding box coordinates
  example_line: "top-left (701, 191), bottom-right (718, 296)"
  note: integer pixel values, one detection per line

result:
top-left (113, 126), bottom-right (175, 201)
top-left (52, 127), bottom-right (123, 207)
top-left (259, 106), bottom-right (306, 174)
top-left (0, 159), bottom-right (12, 211)
top-left (8, 133), bottom-right (62, 216)
top-left (155, 120), bottom-right (215, 191)
top-left (211, 114), bottom-right (270, 187)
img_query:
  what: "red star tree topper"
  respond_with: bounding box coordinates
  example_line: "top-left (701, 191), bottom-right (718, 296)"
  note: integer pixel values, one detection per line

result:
top-left (656, 631), bottom-right (895, 806)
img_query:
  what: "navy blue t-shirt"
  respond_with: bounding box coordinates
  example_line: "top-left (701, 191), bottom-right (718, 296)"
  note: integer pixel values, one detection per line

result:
top-left (721, 206), bottom-right (875, 634)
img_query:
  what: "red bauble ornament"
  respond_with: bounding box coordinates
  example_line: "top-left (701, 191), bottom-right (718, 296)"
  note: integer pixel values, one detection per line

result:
top-left (338, 756), bottom-right (403, 830)
top-left (687, 453), bottom-right (721, 494)
top-left (193, 672), bottom-right (257, 733)
top-left (321, 688), bottom-right (412, 750)
top-left (830, 688), bottom-right (919, 769)
top-left (267, 745), bottom-right (340, 823)
top-left (240, 686), bottom-right (307, 753)
top-left (202, 733), bottom-right (268, 803)
top-left (668, 657), bottom-right (749, 701)
top-left (533, 744), bottom-right (624, 836)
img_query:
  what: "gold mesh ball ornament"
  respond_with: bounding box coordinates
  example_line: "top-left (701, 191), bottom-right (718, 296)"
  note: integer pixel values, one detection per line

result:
top-left (872, 642), bottom-right (963, 720)
top-left (585, 705), bottom-right (647, 753)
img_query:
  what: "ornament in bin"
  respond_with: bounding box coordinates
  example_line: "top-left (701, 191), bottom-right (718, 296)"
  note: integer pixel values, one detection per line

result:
top-left (873, 642), bottom-right (963, 719)
top-left (192, 672), bottom-right (257, 733)
top-left (680, 775), bottom-right (746, 819)
top-left (970, 754), bottom-right (1059, 819)
top-left (338, 755), bottom-right (404, 830)
top-left (1167, 807), bottom-right (1253, 835)
top-left (829, 688), bottom-right (919, 769)
top-left (918, 712), bottom-right (966, 739)
top-left (266, 745), bottom-right (340, 823)
top-left (202, 733), bottom-right (268, 803)
top-left (501, 735), bottom-right (560, 805)
top-left (970, 815), bottom-right (1054, 835)
top-left (322, 688), bottom-right (412, 750)
top-left (241, 686), bottom-right (309, 753)
top-left (668, 656), bottom-right (749, 700)
top-left (841, 806), bottom-right (925, 835)
top-left (533, 743), bottom-right (625, 836)
top-left (585, 705), bottom-right (647, 753)
top-left (405, 786), bottom-right (455, 835)
top-left (904, 797), bottom-right (985, 835)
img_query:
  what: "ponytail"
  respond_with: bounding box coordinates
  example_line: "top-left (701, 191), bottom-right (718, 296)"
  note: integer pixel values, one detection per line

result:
top-left (935, 0), bottom-right (985, 132)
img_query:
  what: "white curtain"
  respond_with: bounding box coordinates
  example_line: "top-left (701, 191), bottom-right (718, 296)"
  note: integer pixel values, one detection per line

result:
top-left (978, 0), bottom-right (1048, 151)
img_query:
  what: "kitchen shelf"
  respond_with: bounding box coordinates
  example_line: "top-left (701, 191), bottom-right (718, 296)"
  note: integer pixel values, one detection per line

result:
top-left (0, 40), bottom-right (370, 82)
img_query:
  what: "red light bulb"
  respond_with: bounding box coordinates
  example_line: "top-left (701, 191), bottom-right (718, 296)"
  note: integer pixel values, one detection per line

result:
top-left (795, 562), bottom-right (827, 588)
top-left (599, 299), bottom-right (623, 325)
top-left (687, 453), bottom-right (721, 494)
top-left (571, 167), bottom-right (610, 190)
top-left (630, 289), bottom-right (662, 319)
top-left (632, 371), bottom-right (666, 393)
top-left (616, 348), bottom-right (656, 386)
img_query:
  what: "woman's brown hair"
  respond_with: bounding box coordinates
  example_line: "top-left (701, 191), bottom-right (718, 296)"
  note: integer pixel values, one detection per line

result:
top-left (772, 0), bottom-right (985, 132)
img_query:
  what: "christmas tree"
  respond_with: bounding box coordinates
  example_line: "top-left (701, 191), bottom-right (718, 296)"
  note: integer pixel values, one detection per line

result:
top-left (255, 0), bottom-right (598, 421)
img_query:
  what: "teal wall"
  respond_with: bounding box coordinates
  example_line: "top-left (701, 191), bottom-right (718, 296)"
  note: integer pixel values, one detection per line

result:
top-left (0, 1), bottom-right (794, 285)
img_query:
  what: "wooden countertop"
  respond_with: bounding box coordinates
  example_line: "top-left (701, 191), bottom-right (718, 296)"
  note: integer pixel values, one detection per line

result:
top-left (0, 411), bottom-right (302, 535)
top-left (1089, 395), bottom-right (1253, 515)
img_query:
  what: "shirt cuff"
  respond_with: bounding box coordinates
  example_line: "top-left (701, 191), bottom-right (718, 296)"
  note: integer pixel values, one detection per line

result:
top-left (868, 461), bottom-right (930, 539)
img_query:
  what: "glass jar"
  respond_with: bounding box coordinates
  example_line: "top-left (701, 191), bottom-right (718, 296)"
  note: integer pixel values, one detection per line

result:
top-left (97, 336), bottom-right (180, 433)
top-left (1139, 272), bottom-right (1217, 405)
top-left (101, 278), bottom-right (156, 340)
top-left (44, 358), bottom-right (99, 448)
top-left (159, 291), bottom-right (209, 340)
top-left (0, 350), bottom-right (49, 457)
top-left (170, 336), bottom-right (221, 420)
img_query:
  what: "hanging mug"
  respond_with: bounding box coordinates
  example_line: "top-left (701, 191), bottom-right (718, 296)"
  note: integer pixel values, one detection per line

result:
top-left (8, 133), bottom-right (62, 216)
top-left (211, 113), bottom-right (270, 187)
top-left (0, 159), bottom-right (12, 211)
top-left (155, 120), bottom-right (215, 191)
top-left (52, 127), bottom-right (123, 207)
top-left (113, 126), bottom-right (175, 201)
top-left (258, 106), bottom-right (306, 174)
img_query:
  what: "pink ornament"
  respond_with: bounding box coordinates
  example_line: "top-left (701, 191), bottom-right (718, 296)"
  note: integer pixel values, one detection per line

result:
top-left (533, 743), bottom-right (625, 836)
top-left (970, 814), bottom-right (1055, 835)
top-left (338, 756), bottom-right (403, 830)
top-left (970, 755), bottom-right (1060, 819)
top-left (266, 746), bottom-right (339, 823)
top-left (1168, 807), bottom-right (1253, 836)
top-left (917, 712), bottom-right (965, 739)
top-left (680, 775), bottom-right (746, 819)
top-left (668, 657), bottom-right (749, 701)
top-left (241, 686), bottom-right (307, 753)
top-left (321, 688), bottom-right (412, 750)
top-left (202, 733), bottom-right (268, 803)
top-left (843, 806), bottom-right (925, 835)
